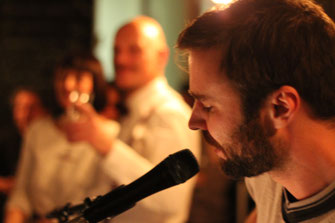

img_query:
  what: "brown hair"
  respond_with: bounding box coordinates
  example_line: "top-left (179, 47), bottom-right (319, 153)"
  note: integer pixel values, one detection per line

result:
top-left (177, 0), bottom-right (335, 121)
top-left (51, 52), bottom-right (107, 117)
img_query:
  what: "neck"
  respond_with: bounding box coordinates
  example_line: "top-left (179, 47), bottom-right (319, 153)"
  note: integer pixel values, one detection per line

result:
top-left (124, 75), bottom-right (163, 99)
top-left (270, 119), bottom-right (335, 200)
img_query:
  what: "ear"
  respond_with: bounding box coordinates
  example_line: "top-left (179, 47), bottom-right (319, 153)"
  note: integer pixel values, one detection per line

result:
top-left (158, 48), bottom-right (169, 69)
top-left (267, 85), bottom-right (300, 129)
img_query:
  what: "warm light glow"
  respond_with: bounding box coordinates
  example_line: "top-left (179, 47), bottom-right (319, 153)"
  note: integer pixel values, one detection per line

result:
top-left (143, 24), bottom-right (159, 38)
top-left (211, 0), bottom-right (234, 4)
top-left (69, 91), bottom-right (79, 103)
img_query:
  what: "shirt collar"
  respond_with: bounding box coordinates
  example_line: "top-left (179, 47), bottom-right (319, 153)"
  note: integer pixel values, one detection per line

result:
top-left (125, 76), bottom-right (169, 118)
top-left (282, 180), bottom-right (335, 222)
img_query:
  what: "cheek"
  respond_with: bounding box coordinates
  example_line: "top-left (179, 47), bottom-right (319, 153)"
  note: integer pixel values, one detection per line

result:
top-left (141, 52), bottom-right (156, 68)
top-left (206, 115), bottom-right (227, 142)
top-left (206, 112), bottom-right (240, 145)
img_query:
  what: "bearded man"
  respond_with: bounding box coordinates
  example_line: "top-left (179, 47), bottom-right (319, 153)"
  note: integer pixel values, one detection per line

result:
top-left (177, 0), bottom-right (335, 222)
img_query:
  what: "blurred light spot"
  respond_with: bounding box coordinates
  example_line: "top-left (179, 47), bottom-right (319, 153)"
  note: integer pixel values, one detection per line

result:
top-left (211, 0), bottom-right (234, 4)
top-left (69, 91), bottom-right (79, 103)
top-left (143, 24), bottom-right (159, 38)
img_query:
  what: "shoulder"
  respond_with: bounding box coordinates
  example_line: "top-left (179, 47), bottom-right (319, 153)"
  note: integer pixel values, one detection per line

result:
top-left (318, 211), bottom-right (335, 223)
top-left (154, 85), bottom-right (192, 119)
top-left (149, 98), bottom-right (191, 131)
top-left (139, 81), bottom-right (193, 130)
top-left (25, 116), bottom-right (54, 139)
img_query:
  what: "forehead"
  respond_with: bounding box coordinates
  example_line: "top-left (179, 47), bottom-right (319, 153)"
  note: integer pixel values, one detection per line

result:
top-left (188, 48), bottom-right (240, 101)
top-left (116, 25), bottom-right (139, 41)
top-left (189, 49), bottom-right (223, 91)
top-left (115, 25), bottom-right (147, 47)
top-left (115, 23), bottom-right (161, 50)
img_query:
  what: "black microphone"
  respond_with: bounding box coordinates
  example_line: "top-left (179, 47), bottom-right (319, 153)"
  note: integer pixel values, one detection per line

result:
top-left (67, 149), bottom-right (199, 223)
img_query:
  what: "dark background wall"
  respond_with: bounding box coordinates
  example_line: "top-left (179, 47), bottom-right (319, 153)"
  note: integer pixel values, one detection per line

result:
top-left (0, 0), bottom-right (93, 129)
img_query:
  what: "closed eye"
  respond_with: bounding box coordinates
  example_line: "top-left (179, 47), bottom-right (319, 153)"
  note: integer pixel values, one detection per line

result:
top-left (203, 105), bottom-right (213, 112)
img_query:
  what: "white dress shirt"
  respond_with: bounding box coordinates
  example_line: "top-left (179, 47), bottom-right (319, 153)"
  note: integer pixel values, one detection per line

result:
top-left (102, 76), bottom-right (201, 223)
top-left (6, 117), bottom-right (113, 217)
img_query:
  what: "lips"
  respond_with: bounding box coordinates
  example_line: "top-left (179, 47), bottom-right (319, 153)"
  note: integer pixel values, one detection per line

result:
top-left (202, 131), bottom-right (227, 160)
top-left (202, 131), bottom-right (220, 147)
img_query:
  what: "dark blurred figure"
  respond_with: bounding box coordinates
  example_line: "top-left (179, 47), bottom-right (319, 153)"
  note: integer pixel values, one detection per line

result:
top-left (11, 88), bottom-right (48, 135)
top-left (100, 81), bottom-right (127, 120)
top-left (0, 87), bottom-right (47, 223)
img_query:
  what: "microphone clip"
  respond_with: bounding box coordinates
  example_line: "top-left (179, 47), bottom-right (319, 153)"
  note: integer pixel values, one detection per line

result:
top-left (46, 185), bottom-right (133, 223)
top-left (46, 197), bottom-right (93, 223)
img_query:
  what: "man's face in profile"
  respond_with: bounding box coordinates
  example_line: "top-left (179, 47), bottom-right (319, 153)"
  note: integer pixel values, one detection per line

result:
top-left (188, 48), bottom-right (285, 178)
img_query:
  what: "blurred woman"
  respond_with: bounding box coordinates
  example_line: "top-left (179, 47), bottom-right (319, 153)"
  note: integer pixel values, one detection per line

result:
top-left (11, 88), bottom-right (48, 135)
top-left (0, 87), bottom-right (47, 223)
top-left (5, 52), bottom-right (114, 223)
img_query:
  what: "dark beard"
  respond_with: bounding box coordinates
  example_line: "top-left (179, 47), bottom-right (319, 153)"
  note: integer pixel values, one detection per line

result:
top-left (202, 117), bottom-right (286, 179)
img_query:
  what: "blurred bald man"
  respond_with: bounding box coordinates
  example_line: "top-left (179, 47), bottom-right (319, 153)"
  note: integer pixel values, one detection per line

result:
top-left (114, 16), bottom-right (168, 94)
top-left (63, 16), bottom-right (201, 223)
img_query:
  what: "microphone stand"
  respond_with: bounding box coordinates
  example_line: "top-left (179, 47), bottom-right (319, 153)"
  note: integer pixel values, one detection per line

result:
top-left (46, 149), bottom-right (199, 223)
top-left (46, 185), bottom-right (127, 223)
top-left (46, 197), bottom-right (94, 223)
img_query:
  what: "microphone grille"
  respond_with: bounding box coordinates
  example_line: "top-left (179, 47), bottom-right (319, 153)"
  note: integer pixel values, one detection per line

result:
top-left (166, 149), bottom-right (200, 184)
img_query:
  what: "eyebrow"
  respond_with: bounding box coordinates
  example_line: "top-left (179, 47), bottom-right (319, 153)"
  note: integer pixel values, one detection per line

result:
top-left (188, 90), bottom-right (210, 101)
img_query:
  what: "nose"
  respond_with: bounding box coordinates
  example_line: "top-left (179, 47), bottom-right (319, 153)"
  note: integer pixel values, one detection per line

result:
top-left (188, 102), bottom-right (207, 131)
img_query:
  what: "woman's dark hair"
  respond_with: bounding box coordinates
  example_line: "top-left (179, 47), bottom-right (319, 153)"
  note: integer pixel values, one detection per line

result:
top-left (49, 51), bottom-right (107, 117)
